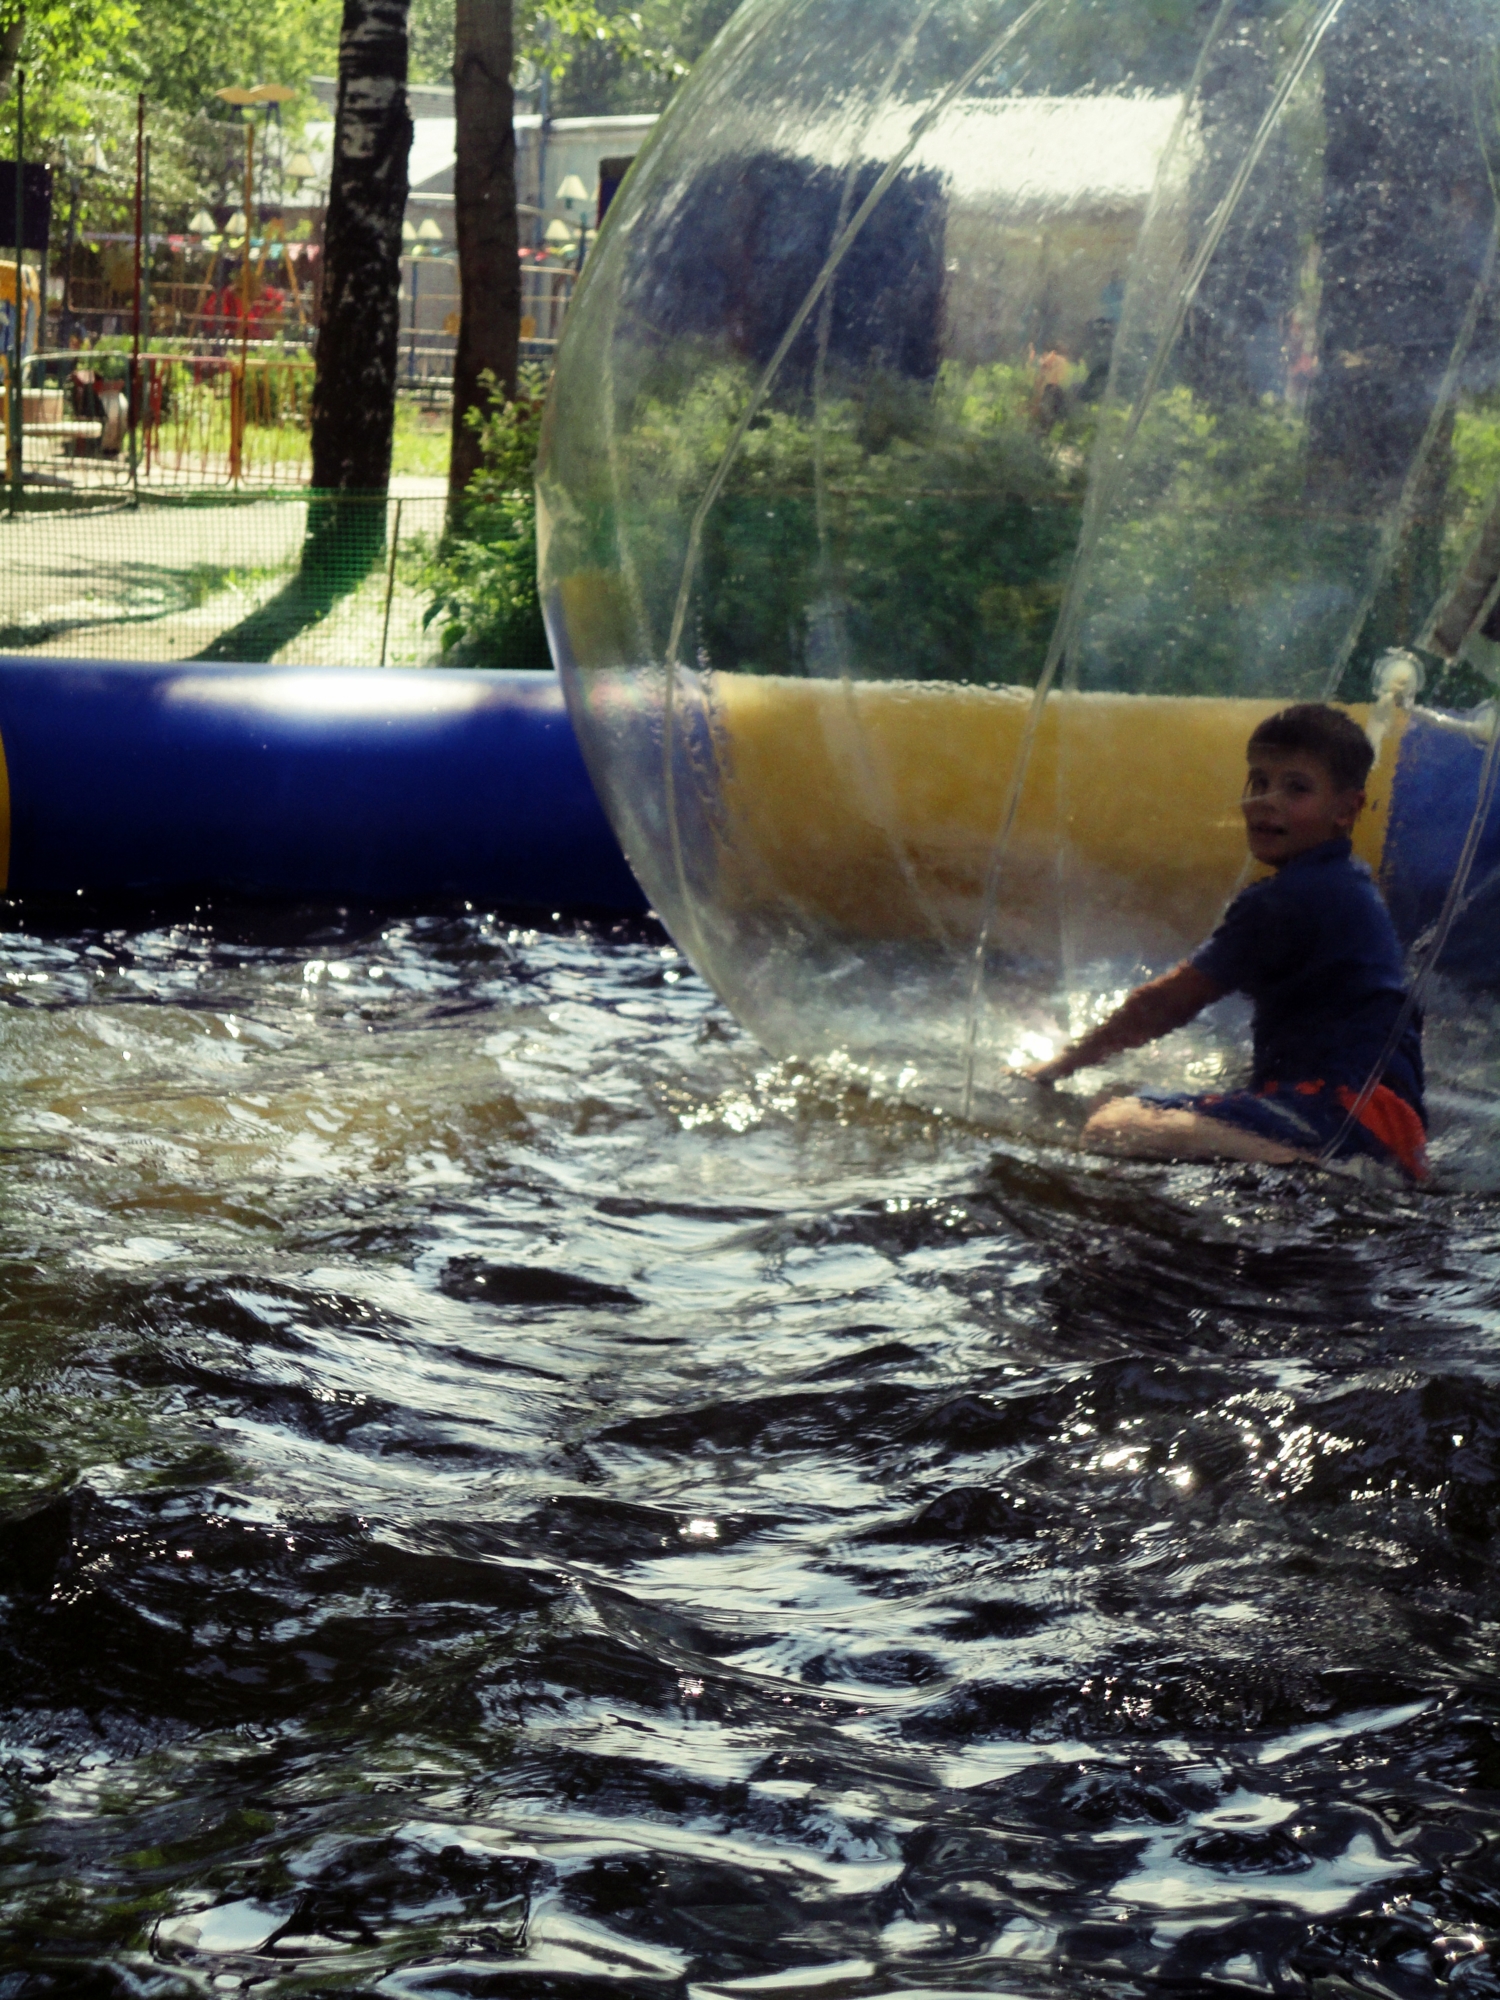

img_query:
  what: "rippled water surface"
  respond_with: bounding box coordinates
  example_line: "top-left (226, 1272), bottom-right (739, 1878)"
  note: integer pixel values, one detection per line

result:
top-left (2, 903), bottom-right (1499, 1999)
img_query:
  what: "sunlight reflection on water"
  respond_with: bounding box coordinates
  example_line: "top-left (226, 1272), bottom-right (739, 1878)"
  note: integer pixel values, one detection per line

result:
top-left (0, 905), bottom-right (1496, 1996)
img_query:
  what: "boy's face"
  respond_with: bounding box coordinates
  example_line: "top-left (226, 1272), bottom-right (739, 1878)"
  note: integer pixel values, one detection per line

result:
top-left (1241, 751), bottom-right (1363, 868)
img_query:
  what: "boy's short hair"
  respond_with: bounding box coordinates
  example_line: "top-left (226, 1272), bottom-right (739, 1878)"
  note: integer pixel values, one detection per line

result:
top-left (1247, 703), bottom-right (1374, 791)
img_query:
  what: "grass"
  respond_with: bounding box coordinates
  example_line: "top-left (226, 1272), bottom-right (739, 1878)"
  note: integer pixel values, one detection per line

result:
top-left (110, 362), bottom-right (453, 487)
top-left (392, 400), bottom-right (452, 481)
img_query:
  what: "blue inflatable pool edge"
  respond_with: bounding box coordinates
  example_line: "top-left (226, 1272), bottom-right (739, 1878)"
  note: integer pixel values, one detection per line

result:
top-left (3, 658), bottom-right (1494, 978)
top-left (0, 658), bottom-right (648, 915)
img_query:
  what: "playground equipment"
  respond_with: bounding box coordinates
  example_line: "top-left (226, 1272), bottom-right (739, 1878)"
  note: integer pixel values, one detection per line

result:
top-left (540, 0), bottom-right (1500, 1125)
top-left (0, 261), bottom-right (39, 363)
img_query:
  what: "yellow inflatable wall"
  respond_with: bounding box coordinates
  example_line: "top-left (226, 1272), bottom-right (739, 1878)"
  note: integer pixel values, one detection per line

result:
top-left (701, 680), bottom-right (1398, 962)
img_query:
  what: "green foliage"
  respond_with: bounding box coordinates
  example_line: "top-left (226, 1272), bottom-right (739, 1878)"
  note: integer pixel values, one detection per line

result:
top-left (422, 364), bottom-right (550, 668)
top-left (531, 0), bottom-right (738, 115)
top-left (1067, 386), bottom-right (1315, 695)
top-left (0, 0), bottom-right (337, 233)
top-left (1430, 397), bottom-right (1500, 706)
top-left (406, 0), bottom-right (704, 99)
top-left (0, 0), bottom-right (138, 149)
top-left (407, 0), bottom-right (457, 86)
top-left (517, 1), bottom-right (651, 80)
top-left (552, 357), bottom-right (1092, 686)
top-left (547, 356), bottom-right (1500, 700)
top-left (407, 0), bottom-right (735, 109)
top-left (3, 0), bottom-right (716, 209)
top-left (414, 0), bottom-right (1275, 113)
top-left (46, 94), bottom-right (265, 245)
top-left (1451, 400), bottom-right (1500, 556)
top-left (129, 0), bottom-right (339, 118)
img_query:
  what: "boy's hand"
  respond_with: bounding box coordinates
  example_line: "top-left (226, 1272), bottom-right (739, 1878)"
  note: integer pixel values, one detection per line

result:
top-left (1020, 1056), bottom-right (1069, 1086)
top-left (1017, 965), bottom-right (1220, 1090)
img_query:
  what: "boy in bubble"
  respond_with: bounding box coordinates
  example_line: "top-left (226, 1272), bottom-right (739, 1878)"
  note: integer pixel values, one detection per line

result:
top-left (1026, 703), bottom-right (1428, 1180)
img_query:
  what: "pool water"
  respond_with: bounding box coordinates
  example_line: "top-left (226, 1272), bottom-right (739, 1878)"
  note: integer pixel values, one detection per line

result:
top-left (0, 903), bottom-right (1497, 1998)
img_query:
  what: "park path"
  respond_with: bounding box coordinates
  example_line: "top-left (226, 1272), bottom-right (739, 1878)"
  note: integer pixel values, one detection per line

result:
top-left (0, 477), bottom-right (449, 667)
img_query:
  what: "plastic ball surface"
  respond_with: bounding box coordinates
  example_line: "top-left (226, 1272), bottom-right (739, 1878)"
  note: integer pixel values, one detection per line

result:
top-left (540, 0), bottom-right (1500, 1176)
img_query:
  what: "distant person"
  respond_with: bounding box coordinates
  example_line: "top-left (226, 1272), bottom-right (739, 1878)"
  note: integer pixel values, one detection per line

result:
top-left (1077, 275), bottom-right (1126, 403)
top-left (1025, 703), bottom-right (1427, 1180)
top-left (1030, 347), bottom-right (1073, 429)
top-left (1369, 647), bottom-right (1497, 753)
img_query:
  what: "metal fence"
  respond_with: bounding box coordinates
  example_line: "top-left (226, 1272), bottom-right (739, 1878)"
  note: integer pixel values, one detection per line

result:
top-left (48, 264), bottom-right (578, 407)
top-left (62, 270), bottom-right (318, 348)
top-left (8, 259), bottom-right (572, 499)
top-left (0, 258), bottom-right (566, 667)
top-left (13, 349), bottom-right (320, 492)
top-left (3, 348), bottom-right (465, 503)
top-left (0, 491), bottom-right (449, 668)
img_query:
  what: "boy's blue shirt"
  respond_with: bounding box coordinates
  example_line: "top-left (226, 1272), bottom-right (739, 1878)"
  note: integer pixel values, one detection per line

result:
top-left (1190, 836), bottom-right (1425, 1118)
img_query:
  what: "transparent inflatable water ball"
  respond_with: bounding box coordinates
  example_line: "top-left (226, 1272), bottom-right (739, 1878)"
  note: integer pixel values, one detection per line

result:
top-left (540, 0), bottom-right (1500, 1178)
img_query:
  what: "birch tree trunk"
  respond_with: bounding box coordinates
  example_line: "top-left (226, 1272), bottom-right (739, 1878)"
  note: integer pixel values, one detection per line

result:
top-left (309, 0), bottom-right (413, 574)
top-left (449, 0), bottom-right (520, 516)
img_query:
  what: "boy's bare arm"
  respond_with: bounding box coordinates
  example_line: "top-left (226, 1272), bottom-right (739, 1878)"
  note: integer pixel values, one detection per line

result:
top-left (1025, 964), bottom-right (1225, 1086)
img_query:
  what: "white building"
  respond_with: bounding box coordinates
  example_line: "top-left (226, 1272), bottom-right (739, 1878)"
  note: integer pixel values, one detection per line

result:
top-left (305, 80), bottom-right (658, 376)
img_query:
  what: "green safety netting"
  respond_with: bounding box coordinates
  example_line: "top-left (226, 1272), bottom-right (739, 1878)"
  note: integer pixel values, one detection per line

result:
top-left (0, 489), bottom-right (446, 667)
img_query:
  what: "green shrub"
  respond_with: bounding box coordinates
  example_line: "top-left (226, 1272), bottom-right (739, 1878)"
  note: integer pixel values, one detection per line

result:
top-left (537, 343), bottom-right (1500, 699)
top-left (605, 365), bottom-right (1498, 698)
top-left (542, 355), bottom-right (1098, 686)
top-left (422, 365), bottom-right (551, 668)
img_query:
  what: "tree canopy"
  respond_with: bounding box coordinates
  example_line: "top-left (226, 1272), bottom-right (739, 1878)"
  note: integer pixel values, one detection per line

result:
top-left (0, 0), bottom-right (727, 244)
top-left (133, 0), bottom-right (342, 117)
top-left (408, 0), bottom-right (740, 111)
top-left (521, 0), bottom-right (738, 114)
top-left (0, 0), bottom-right (141, 148)
top-left (1, 0), bottom-right (735, 153)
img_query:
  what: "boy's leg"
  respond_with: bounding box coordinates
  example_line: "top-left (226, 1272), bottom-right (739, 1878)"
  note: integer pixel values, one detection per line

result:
top-left (1081, 1094), bottom-right (1315, 1166)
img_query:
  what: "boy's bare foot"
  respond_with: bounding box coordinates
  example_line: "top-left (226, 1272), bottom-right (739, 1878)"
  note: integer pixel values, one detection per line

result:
top-left (1081, 1095), bottom-right (1315, 1167)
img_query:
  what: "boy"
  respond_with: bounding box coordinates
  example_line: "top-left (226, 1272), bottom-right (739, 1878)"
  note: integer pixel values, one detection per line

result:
top-left (1026, 703), bottom-right (1427, 1180)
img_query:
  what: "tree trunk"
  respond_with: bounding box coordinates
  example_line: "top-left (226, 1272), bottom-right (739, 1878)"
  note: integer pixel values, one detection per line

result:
top-left (308, 0), bottom-right (413, 576)
top-left (1179, 9), bottom-right (1301, 411)
top-left (449, 0), bottom-right (520, 517)
top-left (1305, 0), bottom-right (1489, 684)
top-left (0, 18), bottom-right (24, 103)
